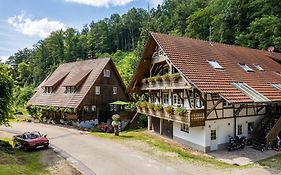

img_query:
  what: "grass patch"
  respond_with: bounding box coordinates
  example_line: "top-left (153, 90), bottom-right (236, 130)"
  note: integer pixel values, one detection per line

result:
top-left (91, 129), bottom-right (237, 168)
top-left (0, 137), bottom-right (48, 175)
top-left (258, 154), bottom-right (281, 171)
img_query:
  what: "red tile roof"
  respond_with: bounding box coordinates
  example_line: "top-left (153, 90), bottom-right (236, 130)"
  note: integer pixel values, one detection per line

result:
top-left (129, 33), bottom-right (281, 103)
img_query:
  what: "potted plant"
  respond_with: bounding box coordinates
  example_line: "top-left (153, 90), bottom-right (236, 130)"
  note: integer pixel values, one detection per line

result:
top-left (164, 105), bottom-right (174, 114)
top-left (171, 73), bottom-right (181, 81)
top-left (148, 103), bottom-right (155, 111)
top-left (162, 74), bottom-right (170, 81)
top-left (175, 107), bottom-right (187, 116)
top-left (155, 75), bottom-right (162, 82)
top-left (142, 78), bottom-right (148, 84)
top-left (147, 77), bottom-right (155, 83)
top-left (154, 104), bottom-right (163, 111)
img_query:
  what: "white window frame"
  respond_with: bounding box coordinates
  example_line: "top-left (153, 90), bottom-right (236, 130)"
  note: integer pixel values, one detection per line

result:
top-left (237, 124), bottom-right (243, 135)
top-left (44, 86), bottom-right (53, 93)
top-left (239, 63), bottom-right (254, 72)
top-left (83, 106), bottom-right (89, 112)
top-left (113, 87), bottom-right (117, 95)
top-left (272, 84), bottom-right (281, 91)
top-left (253, 64), bottom-right (264, 71)
top-left (162, 93), bottom-right (169, 105)
top-left (91, 105), bottom-right (96, 112)
top-left (223, 101), bottom-right (232, 108)
top-left (180, 124), bottom-right (189, 133)
top-left (173, 94), bottom-right (182, 107)
top-left (207, 60), bottom-right (224, 70)
top-left (104, 69), bottom-right (110, 77)
top-left (95, 86), bottom-right (100, 95)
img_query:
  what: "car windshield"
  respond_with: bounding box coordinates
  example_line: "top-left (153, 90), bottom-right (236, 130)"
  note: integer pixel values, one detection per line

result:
top-left (25, 132), bottom-right (41, 139)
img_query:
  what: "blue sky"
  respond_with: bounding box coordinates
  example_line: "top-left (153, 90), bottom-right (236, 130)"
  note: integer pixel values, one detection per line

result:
top-left (0, 0), bottom-right (163, 62)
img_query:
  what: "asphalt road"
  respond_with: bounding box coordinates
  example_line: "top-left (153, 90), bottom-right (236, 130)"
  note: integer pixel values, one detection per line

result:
top-left (0, 122), bottom-right (185, 175)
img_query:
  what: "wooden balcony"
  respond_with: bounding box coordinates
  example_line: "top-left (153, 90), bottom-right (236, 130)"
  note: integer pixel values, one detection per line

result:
top-left (137, 107), bottom-right (205, 127)
top-left (141, 77), bottom-right (191, 90)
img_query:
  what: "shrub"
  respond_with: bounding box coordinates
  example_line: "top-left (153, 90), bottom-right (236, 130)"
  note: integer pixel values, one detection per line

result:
top-left (112, 114), bottom-right (120, 121)
top-left (154, 104), bottom-right (163, 111)
top-left (136, 114), bottom-right (147, 129)
top-left (164, 105), bottom-right (174, 114)
top-left (175, 107), bottom-right (187, 116)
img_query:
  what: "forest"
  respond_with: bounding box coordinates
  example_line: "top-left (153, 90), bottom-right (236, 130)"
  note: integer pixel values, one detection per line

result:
top-left (0, 0), bottom-right (281, 122)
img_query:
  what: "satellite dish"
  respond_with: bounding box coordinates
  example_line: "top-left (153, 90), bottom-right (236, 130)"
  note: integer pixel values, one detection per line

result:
top-left (267, 46), bottom-right (275, 52)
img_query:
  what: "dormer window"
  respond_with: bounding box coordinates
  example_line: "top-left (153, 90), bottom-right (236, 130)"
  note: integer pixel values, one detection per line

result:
top-left (104, 69), bottom-right (110, 77)
top-left (272, 84), bottom-right (281, 91)
top-left (253, 64), bottom-right (264, 71)
top-left (208, 60), bottom-right (224, 70)
top-left (239, 63), bottom-right (254, 72)
top-left (113, 87), bottom-right (117, 95)
top-left (44, 86), bottom-right (53, 93)
top-left (65, 86), bottom-right (76, 94)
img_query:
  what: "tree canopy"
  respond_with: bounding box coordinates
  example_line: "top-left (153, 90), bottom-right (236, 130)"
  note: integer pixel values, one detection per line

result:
top-left (0, 64), bottom-right (13, 124)
top-left (5, 0), bottom-right (281, 89)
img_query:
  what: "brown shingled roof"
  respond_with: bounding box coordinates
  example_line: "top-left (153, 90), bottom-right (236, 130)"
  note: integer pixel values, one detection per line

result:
top-left (128, 33), bottom-right (281, 103)
top-left (28, 58), bottom-right (123, 108)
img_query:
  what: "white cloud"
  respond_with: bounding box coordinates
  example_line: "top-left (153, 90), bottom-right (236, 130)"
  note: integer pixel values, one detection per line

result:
top-left (7, 13), bottom-right (66, 38)
top-left (0, 56), bottom-right (9, 63)
top-left (64, 0), bottom-right (134, 7)
top-left (148, 0), bottom-right (163, 8)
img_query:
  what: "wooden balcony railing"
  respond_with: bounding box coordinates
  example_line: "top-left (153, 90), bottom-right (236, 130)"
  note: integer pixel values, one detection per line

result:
top-left (137, 107), bottom-right (205, 127)
top-left (266, 115), bottom-right (281, 147)
top-left (141, 77), bottom-right (191, 90)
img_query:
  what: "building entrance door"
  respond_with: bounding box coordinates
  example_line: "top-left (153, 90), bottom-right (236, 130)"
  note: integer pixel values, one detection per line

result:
top-left (210, 127), bottom-right (218, 151)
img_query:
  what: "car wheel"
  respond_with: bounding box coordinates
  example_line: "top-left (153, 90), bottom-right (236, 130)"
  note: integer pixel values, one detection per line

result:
top-left (23, 146), bottom-right (28, 152)
top-left (44, 144), bottom-right (48, 149)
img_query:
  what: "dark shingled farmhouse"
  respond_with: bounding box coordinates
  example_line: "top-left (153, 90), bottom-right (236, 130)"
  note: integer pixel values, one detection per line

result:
top-left (28, 58), bottom-right (129, 123)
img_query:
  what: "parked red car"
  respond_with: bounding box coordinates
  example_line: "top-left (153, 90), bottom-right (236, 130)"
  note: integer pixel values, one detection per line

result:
top-left (13, 131), bottom-right (49, 151)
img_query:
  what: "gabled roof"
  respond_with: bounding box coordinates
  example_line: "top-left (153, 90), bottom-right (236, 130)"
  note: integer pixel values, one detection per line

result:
top-left (29, 58), bottom-right (126, 108)
top-left (128, 32), bottom-right (281, 103)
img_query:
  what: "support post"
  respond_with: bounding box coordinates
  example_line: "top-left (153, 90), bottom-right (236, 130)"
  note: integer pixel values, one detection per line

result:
top-left (148, 116), bottom-right (152, 131)
top-left (160, 118), bottom-right (163, 135)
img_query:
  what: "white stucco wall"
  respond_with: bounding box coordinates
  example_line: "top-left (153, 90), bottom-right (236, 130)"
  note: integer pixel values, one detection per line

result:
top-left (173, 122), bottom-right (205, 147)
top-left (205, 115), bottom-right (263, 148)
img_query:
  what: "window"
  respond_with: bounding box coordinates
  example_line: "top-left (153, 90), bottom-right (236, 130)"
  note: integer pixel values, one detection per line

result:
top-left (173, 94), bottom-right (181, 106)
top-left (272, 84), bottom-right (281, 91)
top-left (232, 82), bottom-right (270, 102)
top-left (239, 63), bottom-right (254, 72)
top-left (110, 104), bottom-right (113, 111)
top-left (104, 69), bottom-right (110, 77)
top-left (208, 60), bottom-right (224, 70)
top-left (180, 124), bottom-right (189, 133)
top-left (248, 122), bottom-right (254, 134)
top-left (211, 130), bottom-right (217, 140)
top-left (95, 86), bottom-right (100, 95)
top-left (44, 86), bottom-right (53, 93)
top-left (150, 94), bottom-right (157, 103)
top-left (162, 93), bottom-right (169, 105)
top-left (91, 105), bottom-right (96, 112)
top-left (113, 87), bottom-right (117, 95)
top-left (237, 124), bottom-right (243, 135)
top-left (65, 86), bottom-right (76, 94)
top-left (223, 101), bottom-right (232, 108)
top-left (83, 106), bottom-right (89, 112)
top-left (253, 64), bottom-right (264, 71)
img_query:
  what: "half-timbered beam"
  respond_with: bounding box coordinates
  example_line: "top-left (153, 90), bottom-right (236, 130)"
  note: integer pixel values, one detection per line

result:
top-left (206, 97), bottom-right (223, 117)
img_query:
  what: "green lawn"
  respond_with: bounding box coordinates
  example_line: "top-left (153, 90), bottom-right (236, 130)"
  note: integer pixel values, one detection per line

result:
top-left (258, 153), bottom-right (281, 171)
top-left (0, 138), bottom-right (48, 175)
top-left (91, 129), bottom-right (236, 168)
